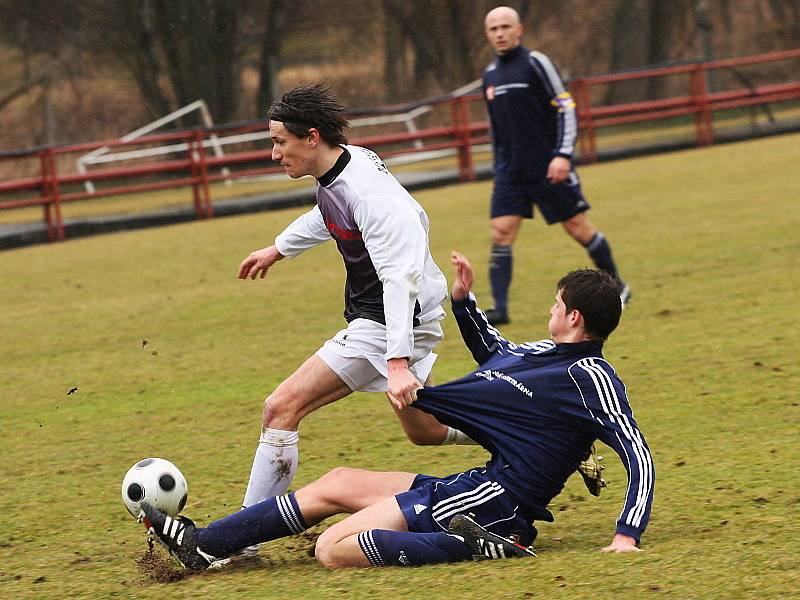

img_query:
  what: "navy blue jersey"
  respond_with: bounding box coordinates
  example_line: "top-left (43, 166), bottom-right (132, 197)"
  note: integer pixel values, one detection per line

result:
top-left (415, 294), bottom-right (654, 543)
top-left (483, 45), bottom-right (578, 181)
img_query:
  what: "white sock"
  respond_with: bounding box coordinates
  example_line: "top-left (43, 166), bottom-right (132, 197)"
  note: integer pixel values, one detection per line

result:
top-left (441, 426), bottom-right (478, 445)
top-left (242, 427), bottom-right (300, 508)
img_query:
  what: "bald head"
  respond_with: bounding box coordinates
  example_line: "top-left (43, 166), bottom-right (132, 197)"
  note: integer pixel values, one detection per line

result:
top-left (485, 6), bottom-right (523, 55)
top-left (485, 6), bottom-right (520, 26)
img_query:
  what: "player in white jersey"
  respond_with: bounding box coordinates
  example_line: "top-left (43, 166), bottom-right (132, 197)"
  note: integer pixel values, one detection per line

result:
top-left (236, 84), bottom-right (470, 522)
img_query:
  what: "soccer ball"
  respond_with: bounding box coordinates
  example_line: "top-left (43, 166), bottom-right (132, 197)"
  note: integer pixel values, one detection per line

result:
top-left (121, 457), bottom-right (188, 519)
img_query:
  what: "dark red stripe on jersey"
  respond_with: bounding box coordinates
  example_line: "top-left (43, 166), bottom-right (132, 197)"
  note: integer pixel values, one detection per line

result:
top-left (327, 221), bottom-right (362, 241)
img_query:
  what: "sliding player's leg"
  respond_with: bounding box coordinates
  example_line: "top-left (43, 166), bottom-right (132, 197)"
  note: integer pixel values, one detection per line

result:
top-left (141, 468), bottom-right (416, 571)
top-left (313, 493), bottom-right (472, 569)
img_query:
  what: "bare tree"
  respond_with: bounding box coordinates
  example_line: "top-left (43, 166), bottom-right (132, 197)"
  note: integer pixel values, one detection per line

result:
top-left (607, 0), bottom-right (654, 102)
top-left (383, 0), bottom-right (490, 98)
top-left (255, 0), bottom-right (288, 114)
top-left (765, 0), bottom-right (800, 41)
top-left (648, 0), bottom-right (693, 97)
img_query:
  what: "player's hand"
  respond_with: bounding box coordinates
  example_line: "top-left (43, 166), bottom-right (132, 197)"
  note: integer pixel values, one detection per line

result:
top-left (238, 246), bottom-right (284, 279)
top-left (450, 251), bottom-right (475, 301)
top-left (601, 533), bottom-right (641, 553)
top-left (387, 358), bottom-right (423, 410)
top-left (546, 156), bottom-right (571, 184)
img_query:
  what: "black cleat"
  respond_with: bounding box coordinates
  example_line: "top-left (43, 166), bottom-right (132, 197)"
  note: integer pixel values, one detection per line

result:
top-left (448, 514), bottom-right (536, 560)
top-left (484, 308), bottom-right (510, 326)
top-left (577, 444), bottom-right (607, 497)
top-left (139, 502), bottom-right (215, 573)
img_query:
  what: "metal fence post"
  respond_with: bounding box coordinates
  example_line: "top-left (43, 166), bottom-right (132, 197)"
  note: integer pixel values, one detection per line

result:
top-left (690, 65), bottom-right (714, 146)
top-left (189, 131), bottom-right (213, 219)
top-left (40, 149), bottom-right (64, 241)
top-left (571, 79), bottom-right (597, 164)
top-left (452, 96), bottom-right (475, 181)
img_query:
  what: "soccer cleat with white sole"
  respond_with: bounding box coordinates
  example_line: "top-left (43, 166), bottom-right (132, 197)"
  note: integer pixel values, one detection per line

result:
top-left (448, 513), bottom-right (536, 560)
top-left (139, 502), bottom-right (216, 572)
top-left (206, 544), bottom-right (260, 570)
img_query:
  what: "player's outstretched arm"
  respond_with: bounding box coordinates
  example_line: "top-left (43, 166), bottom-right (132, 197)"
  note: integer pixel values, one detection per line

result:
top-left (450, 251), bottom-right (515, 365)
top-left (568, 361), bottom-right (655, 546)
top-left (238, 206), bottom-right (330, 280)
top-left (602, 533), bottom-right (641, 553)
top-left (238, 245), bottom-right (285, 279)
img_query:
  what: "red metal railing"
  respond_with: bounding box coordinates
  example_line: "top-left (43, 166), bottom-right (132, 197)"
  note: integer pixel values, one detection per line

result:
top-left (568, 47), bottom-right (800, 162)
top-left (1, 48), bottom-right (798, 242)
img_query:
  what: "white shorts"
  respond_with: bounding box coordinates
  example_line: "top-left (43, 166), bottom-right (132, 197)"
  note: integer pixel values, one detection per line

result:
top-left (316, 318), bottom-right (444, 392)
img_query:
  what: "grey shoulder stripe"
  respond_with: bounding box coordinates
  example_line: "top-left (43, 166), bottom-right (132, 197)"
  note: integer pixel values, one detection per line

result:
top-left (529, 51), bottom-right (576, 155)
top-left (529, 51), bottom-right (566, 94)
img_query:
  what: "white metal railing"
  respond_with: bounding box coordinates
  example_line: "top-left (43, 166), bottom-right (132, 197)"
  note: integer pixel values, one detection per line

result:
top-left (76, 80), bottom-right (485, 190)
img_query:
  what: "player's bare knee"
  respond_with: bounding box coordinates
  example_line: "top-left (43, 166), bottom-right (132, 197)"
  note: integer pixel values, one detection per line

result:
top-left (317, 466), bottom-right (356, 490)
top-left (491, 228), bottom-right (514, 246)
top-left (324, 465), bottom-right (359, 482)
top-left (312, 467), bottom-right (364, 507)
top-left (314, 532), bottom-right (343, 570)
top-left (261, 391), bottom-right (300, 429)
top-left (563, 216), bottom-right (595, 244)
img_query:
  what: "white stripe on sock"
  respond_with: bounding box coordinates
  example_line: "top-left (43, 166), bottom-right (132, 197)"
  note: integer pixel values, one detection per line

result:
top-left (277, 495), bottom-right (304, 534)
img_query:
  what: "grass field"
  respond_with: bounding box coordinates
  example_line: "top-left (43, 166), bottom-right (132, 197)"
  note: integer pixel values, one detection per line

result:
top-left (1, 133), bottom-right (799, 599)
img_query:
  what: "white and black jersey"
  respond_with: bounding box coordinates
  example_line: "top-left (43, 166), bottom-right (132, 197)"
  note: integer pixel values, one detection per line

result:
top-left (275, 145), bottom-right (447, 361)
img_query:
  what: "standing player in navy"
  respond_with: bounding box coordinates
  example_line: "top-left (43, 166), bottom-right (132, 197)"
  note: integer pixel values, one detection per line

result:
top-left (140, 252), bottom-right (654, 571)
top-left (235, 84), bottom-right (476, 524)
top-left (482, 6), bottom-right (630, 325)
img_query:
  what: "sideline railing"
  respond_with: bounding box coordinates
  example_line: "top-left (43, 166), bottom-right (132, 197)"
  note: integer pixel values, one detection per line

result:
top-left (1, 48), bottom-right (798, 242)
top-left (568, 47), bottom-right (800, 162)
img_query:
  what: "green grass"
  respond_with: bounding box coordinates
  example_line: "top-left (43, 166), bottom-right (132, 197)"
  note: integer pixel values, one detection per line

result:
top-left (1, 133), bottom-right (799, 599)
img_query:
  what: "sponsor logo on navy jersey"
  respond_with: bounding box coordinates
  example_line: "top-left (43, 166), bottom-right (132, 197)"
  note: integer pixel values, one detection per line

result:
top-left (475, 369), bottom-right (533, 398)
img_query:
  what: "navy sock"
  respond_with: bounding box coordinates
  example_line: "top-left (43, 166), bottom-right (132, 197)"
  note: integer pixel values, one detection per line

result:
top-left (358, 529), bottom-right (473, 567)
top-left (489, 244), bottom-right (513, 314)
top-left (584, 232), bottom-right (621, 281)
top-left (196, 493), bottom-right (307, 558)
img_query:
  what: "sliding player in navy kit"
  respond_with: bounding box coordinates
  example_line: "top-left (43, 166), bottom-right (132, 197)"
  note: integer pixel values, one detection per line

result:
top-left (140, 252), bottom-right (654, 571)
top-left (482, 6), bottom-right (630, 325)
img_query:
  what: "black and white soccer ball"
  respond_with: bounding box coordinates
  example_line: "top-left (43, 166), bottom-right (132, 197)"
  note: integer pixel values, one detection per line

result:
top-left (121, 457), bottom-right (188, 519)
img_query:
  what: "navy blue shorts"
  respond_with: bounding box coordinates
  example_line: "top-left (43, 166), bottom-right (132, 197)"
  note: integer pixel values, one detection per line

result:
top-left (491, 173), bottom-right (590, 223)
top-left (395, 468), bottom-right (537, 547)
